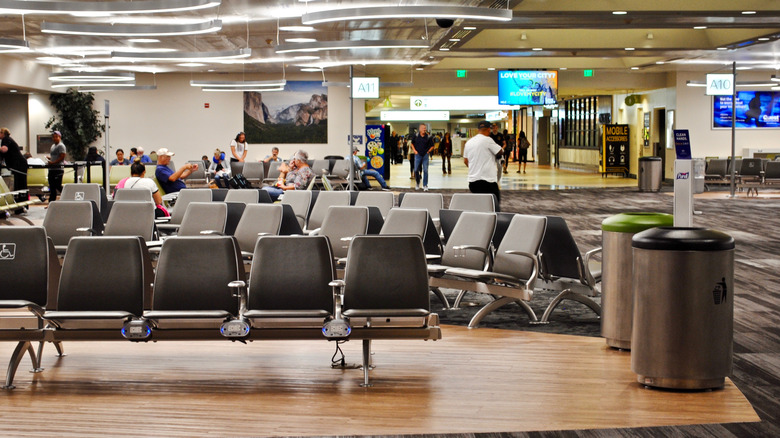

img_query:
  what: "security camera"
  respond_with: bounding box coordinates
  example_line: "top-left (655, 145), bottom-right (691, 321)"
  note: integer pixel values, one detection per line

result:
top-left (435, 18), bottom-right (454, 28)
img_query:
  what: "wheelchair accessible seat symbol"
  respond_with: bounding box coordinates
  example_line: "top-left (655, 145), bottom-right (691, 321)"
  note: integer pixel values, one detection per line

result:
top-left (0, 243), bottom-right (16, 260)
top-left (75, 192), bottom-right (85, 200)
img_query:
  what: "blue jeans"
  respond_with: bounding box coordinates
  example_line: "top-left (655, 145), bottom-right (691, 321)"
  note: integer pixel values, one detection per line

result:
top-left (361, 169), bottom-right (388, 189)
top-left (262, 186), bottom-right (284, 201)
top-left (413, 153), bottom-right (429, 187)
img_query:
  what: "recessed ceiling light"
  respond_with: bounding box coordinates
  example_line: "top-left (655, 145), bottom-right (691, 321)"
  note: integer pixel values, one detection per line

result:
top-left (717, 47), bottom-right (728, 50)
top-left (449, 38), bottom-right (460, 42)
top-left (559, 67), bottom-right (567, 70)
top-left (416, 67), bottom-right (424, 70)
top-left (178, 62), bottom-right (207, 67)
top-left (693, 26), bottom-right (707, 29)
top-left (741, 11), bottom-right (757, 15)
top-left (631, 67), bottom-right (639, 70)
top-left (128, 38), bottom-right (160, 43)
top-left (487, 67), bottom-right (495, 70)
top-left (302, 6), bottom-right (512, 25)
top-left (464, 26), bottom-right (476, 30)
top-left (9, 89), bottom-right (17, 93)
top-left (656, 61), bottom-right (665, 65)
top-left (625, 47), bottom-right (635, 51)
top-left (758, 37), bottom-right (770, 41)
top-left (293, 55), bottom-right (320, 60)
top-left (285, 38), bottom-right (317, 43)
top-left (300, 67), bottom-right (322, 72)
top-left (279, 26), bottom-right (315, 32)
top-left (440, 47), bottom-right (450, 51)
top-left (612, 11), bottom-right (627, 15)
top-left (532, 47), bottom-right (543, 51)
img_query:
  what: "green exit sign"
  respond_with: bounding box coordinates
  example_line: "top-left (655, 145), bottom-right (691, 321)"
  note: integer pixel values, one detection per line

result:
top-left (583, 69), bottom-right (594, 77)
top-left (456, 70), bottom-right (467, 78)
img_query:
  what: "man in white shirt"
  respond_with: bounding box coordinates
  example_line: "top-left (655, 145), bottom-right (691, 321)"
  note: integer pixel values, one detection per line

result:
top-left (463, 120), bottom-right (503, 206)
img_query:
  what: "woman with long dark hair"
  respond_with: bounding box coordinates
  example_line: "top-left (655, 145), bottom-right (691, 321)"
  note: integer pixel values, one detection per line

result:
top-left (440, 132), bottom-right (452, 175)
top-left (517, 130), bottom-right (531, 174)
top-left (230, 132), bottom-right (248, 163)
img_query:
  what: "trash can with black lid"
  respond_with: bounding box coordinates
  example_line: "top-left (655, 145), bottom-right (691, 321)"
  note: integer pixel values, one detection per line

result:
top-left (601, 212), bottom-right (674, 350)
top-left (631, 227), bottom-right (735, 390)
top-left (638, 156), bottom-right (663, 192)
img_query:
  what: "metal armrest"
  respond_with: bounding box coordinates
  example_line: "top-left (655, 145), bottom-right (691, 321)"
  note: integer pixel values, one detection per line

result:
top-left (228, 280), bottom-right (248, 316)
top-left (579, 246), bottom-right (602, 287)
top-left (307, 227), bottom-right (321, 236)
top-left (155, 217), bottom-right (171, 224)
top-left (200, 230), bottom-right (225, 236)
top-left (329, 280), bottom-right (345, 319)
top-left (504, 250), bottom-right (540, 290)
top-left (453, 244), bottom-right (494, 271)
top-left (76, 227), bottom-right (101, 236)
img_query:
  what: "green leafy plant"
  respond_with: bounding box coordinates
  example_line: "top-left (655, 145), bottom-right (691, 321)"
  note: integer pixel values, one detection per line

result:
top-left (45, 88), bottom-right (104, 161)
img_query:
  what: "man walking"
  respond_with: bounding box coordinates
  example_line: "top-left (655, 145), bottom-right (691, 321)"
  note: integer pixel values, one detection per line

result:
top-left (47, 130), bottom-right (67, 202)
top-left (411, 123), bottom-right (435, 191)
top-left (463, 120), bottom-right (503, 206)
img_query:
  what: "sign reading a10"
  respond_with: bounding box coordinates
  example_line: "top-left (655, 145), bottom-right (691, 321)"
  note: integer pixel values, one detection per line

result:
top-left (705, 73), bottom-right (734, 96)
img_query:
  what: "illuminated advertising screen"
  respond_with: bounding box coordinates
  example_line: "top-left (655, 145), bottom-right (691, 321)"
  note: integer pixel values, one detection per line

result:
top-left (713, 91), bottom-right (780, 129)
top-left (497, 70), bottom-right (558, 105)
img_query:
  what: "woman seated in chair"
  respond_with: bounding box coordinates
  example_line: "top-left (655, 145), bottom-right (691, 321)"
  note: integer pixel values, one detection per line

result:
top-left (208, 148), bottom-right (231, 188)
top-left (114, 159), bottom-right (165, 209)
top-left (262, 150), bottom-right (314, 201)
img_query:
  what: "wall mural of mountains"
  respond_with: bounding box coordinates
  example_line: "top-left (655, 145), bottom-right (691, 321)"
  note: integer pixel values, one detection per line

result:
top-left (244, 81), bottom-right (328, 144)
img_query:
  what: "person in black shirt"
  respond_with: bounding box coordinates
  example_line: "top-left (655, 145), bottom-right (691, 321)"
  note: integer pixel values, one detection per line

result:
top-left (489, 124), bottom-right (507, 174)
top-left (411, 123), bottom-right (435, 191)
top-left (0, 127), bottom-right (28, 214)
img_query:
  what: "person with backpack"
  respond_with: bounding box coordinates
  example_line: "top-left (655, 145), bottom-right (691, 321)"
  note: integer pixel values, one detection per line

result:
top-left (517, 130), bottom-right (531, 174)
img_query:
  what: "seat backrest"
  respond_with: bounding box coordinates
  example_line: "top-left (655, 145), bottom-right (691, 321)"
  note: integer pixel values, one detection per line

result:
top-left (186, 161), bottom-right (207, 183)
top-left (43, 201), bottom-right (95, 246)
top-left (144, 164), bottom-right (157, 178)
top-left (224, 189), bottom-right (259, 204)
top-left (265, 161), bottom-right (282, 179)
top-left (177, 202), bottom-right (228, 236)
top-left (113, 188), bottom-right (153, 202)
top-left (343, 235), bottom-right (429, 312)
top-left (355, 191), bottom-right (394, 218)
top-left (61, 183), bottom-right (102, 211)
top-left (230, 161), bottom-right (244, 177)
top-left (211, 188), bottom-right (229, 202)
top-left (279, 203), bottom-right (304, 235)
top-left (439, 209), bottom-right (463, 244)
top-left (441, 212), bottom-right (496, 269)
top-left (109, 165), bottom-right (132, 186)
top-left (728, 158), bottom-right (742, 175)
top-left (247, 235), bottom-right (334, 313)
top-left (449, 193), bottom-right (496, 212)
top-left (306, 191), bottom-right (351, 231)
top-left (169, 188), bottom-right (212, 225)
top-left (540, 216), bottom-right (584, 280)
top-left (234, 203), bottom-right (283, 253)
top-left (765, 161), bottom-right (780, 179)
top-left (224, 201), bottom-right (246, 236)
top-left (280, 190), bottom-right (312, 229)
top-left (153, 236), bottom-right (243, 313)
top-left (104, 201), bottom-right (156, 240)
top-left (400, 192), bottom-right (443, 223)
top-left (256, 189), bottom-right (273, 203)
top-left (0, 226), bottom-right (59, 307)
top-left (330, 159), bottom-right (351, 178)
top-left (311, 159), bottom-right (331, 176)
top-left (492, 212), bottom-right (516, 249)
top-left (57, 236), bottom-right (149, 315)
top-left (85, 165), bottom-right (104, 185)
top-left (381, 208), bottom-right (428, 239)
top-left (739, 158), bottom-right (763, 176)
top-left (319, 206), bottom-right (369, 258)
top-left (493, 215), bottom-right (547, 279)
top-left (706, 159), bottom-right (728, 177)
top-left (241, 161), bottom-right (264, 182)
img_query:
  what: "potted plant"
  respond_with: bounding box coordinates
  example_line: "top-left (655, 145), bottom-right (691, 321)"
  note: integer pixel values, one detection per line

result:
top-left (45, 88), bottom-right (104, 161)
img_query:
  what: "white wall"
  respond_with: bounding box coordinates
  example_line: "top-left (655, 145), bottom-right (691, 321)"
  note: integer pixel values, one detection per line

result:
top-left (614, 87), bottom-right (677, 176)
top-left (0, 94), bottom-right (29, 151)
top-left (676, 71), bottom-right (779, 158)
top-left (28, 94), bottom-right (55, 155)
top-left (25, 73), bottom-right (364, 163)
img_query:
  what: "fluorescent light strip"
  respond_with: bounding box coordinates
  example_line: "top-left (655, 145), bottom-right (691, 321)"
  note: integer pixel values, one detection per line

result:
top-left (302, 6), bottom-right (512, 25)
top-left (112, 48), bottom-right (250, 61)
top-left (0, 37), bottom-right (30, 53)
top-left (52, 82), bottom-right (137, 88)
top-left (41, 20), bottom-right (222, 37)
top-left (189, 80), bottom-right (286, 88)
top-left (201, 87), bottom-right (284, 92)
top-left (76, 85), bottom-right (158, 92)
top-left (0, 0), bottom-right (220, 15)
top-left (296, 59), bottom-right (431, 69)
top-left (50, 72), bottom-right (135, 82)
top-left (276, 39), bottom-right (430, 54)
top-left (279, 26), bottom-right (315, 32)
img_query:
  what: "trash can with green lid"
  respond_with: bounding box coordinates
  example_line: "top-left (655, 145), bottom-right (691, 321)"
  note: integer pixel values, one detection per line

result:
top-left (638, 156), bottom-right (663, 192)
top-left (631, 227), bottom-right (735, 390)
top-left (601, 212), bottom-right (674, 350)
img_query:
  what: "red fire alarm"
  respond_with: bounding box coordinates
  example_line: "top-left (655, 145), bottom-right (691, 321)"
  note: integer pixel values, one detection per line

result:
top-left (204, 103), bottom-right (210, 108)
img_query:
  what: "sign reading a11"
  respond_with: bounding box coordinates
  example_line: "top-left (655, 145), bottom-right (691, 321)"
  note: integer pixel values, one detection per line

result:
top-left (351, 77), bottom-right (380, 99)
top-left (705, 73), bottom-right (734, 96)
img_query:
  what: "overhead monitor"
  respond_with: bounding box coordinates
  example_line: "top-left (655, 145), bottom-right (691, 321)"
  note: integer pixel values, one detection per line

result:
top-left (497, 70), bottom-right (558, 106)
top-left (712, 91), bottom-right (780, 129)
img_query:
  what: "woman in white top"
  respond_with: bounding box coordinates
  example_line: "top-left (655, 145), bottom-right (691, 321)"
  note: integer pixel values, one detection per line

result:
top-left (230, 131), bottom-right (248, 163)
top-left (116, 159), bottom-right (163, 206)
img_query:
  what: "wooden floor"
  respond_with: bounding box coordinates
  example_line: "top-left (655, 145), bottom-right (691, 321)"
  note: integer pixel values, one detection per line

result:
top-left (0, 325), bottom-right (757, 437)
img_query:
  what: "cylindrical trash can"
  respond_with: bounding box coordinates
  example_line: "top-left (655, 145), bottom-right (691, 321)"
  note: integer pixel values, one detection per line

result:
top-left (631, 227), bottom-right (735, 390)
top-left (638, 157), bottom-right (663, 192)
top-left (601, 212), bottom-right (674, 350)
